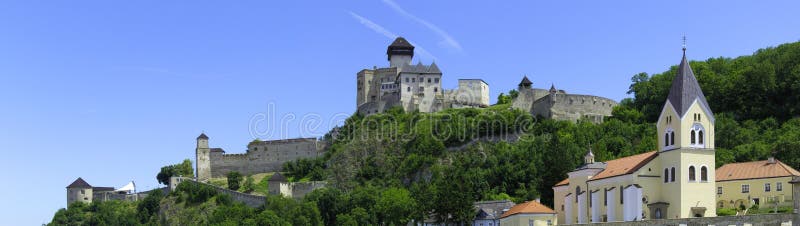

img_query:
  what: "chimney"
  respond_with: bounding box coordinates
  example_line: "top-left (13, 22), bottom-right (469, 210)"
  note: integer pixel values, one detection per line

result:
top-left (768, 157), bottom-right (776, 164)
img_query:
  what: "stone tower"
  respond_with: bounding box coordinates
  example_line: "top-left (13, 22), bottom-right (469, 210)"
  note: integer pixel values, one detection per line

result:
top-left (387, 37), bottom-right (414, 68)
top-left (196, 133), bottom-right (211, 182)
top-left (656, 47), bottom-right (716, 218)
top-left (66, 177), bottom-right (93, 205)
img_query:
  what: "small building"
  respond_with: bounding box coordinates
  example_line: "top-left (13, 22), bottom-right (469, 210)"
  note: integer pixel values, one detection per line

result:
top-left (473, 200), bottom-right (515, 226)
top-left (499, 199), bottom-right (557, 226)
top-left (715, 157), bottom-right (800, 209)
top-left (511, 76), bottom-right (617, 123)
top-left (66, 177), bottom-right (140, 206)
top-left (266, 172), bottom-right (326, 199)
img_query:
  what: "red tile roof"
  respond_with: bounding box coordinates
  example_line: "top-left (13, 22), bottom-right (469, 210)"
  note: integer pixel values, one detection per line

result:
top-left (552, 151), bottom-right (659, 188)
top-left (500, 200), bottom-right (556, 218)
top-left (716, 159), bottom-right (800, 182)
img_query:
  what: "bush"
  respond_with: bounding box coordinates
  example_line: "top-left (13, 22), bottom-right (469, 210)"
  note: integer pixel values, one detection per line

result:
top-left (227, 171), bottom-right (243, 191)
top-left (717, 208), bottom-right (736, 216)
top-left (176, 181), bottom-right (218, 205)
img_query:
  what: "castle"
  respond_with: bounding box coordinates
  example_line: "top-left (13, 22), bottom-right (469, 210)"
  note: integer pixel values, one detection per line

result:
top-left (356, 37), bottom-right (490, 115)
top-left (195, 133), bottom-right (324, 182)
top-left (512, 76), bottom-right (618, 123)
top-left (553, 48), bottom-right (717, 223)
top-left (357, 37), bottom-right (616, 122)
top-left (66, 177), bottom-right (147, 205)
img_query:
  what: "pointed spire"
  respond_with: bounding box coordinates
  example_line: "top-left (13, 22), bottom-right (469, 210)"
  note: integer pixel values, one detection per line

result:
top-left (584, 148), bottom-right (595, 164)
top-left (549, 83), bottom-right (557, 93)
top-left (428, 61), bottom-right (441, 73)
top-left (666, 45), bottom-right (713, 119)
top-left (519, 76), bottom-right (533, 87)
top-left (197, 133), bottom-right (209, 140)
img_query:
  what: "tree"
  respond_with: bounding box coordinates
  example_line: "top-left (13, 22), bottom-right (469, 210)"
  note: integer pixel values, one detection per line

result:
top-left (156, 159), bottom-right (194, 185)
top-left (227, 171), bottom-right (243, 191)
top-left (375, 187), bottom-right (417, 225)
top-left (241, 175), bottom-right (255, 193)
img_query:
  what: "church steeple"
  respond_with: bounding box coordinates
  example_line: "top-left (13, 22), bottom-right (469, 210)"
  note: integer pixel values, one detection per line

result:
top-left (665, 48), bottom-right (713, 121)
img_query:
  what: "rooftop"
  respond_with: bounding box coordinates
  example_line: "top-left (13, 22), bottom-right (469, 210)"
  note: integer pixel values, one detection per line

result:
top-left (666, 50), bottom-right (714, 120)
top-left (716, 159), bottom-right (800, 182)
top-left (500, 200), bottom-right (555, 218)
top-left (554, 151), bottom-right (659, 187)
top-left (67, 177), bottom-right (92, 188)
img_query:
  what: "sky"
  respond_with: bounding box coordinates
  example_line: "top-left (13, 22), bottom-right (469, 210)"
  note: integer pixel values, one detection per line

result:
top-left (0, 0), bottom-right (798, 224)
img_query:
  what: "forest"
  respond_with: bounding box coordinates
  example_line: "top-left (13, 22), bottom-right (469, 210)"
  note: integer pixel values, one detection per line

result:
top-left (49, 41), bottom-right (800, 225)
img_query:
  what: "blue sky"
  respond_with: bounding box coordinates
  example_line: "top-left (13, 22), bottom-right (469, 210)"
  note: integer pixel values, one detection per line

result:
top-left (0, 0), bottom-right (798, 224)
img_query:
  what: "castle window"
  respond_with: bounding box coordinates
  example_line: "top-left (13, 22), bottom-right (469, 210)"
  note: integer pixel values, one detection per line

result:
top-left (777, 182), bottom-right (783, 191)
top-left (412, 78), bottom-right (415, 82)
top-left (434, 87), bottom-right (438, 93)
top-left (664, 168), bottom-right (669, 183)
top-left (427, 78), bottom-right (431, 83)
top-left (81, 190), bottom-right (85, 195)
top-left (419, 86), bottom-right (424, 92)
top-left (765, 183), bottom-right (771, 192)
top-left (405, 77), bottom-right (409, 83)
top-left (407, 87), bottom-right (411, 92)
top-left (742, 184), bottom-right (750, 193)
top-left (435, 78), bottom-right (439, 83)
top-left (700, 166), bottom-right (708, 182)
top-left (670, 167), bottom-right (675, 182)
top-left (688, 166), bottom-right (696, 182)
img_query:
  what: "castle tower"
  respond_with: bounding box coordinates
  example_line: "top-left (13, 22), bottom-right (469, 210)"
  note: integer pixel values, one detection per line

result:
top-left (66, 177), bottom-right (93, 206)
top-left (196, 133), bottom-right (211, 182)
top-left (518, 76), bottom-right (533, 90)
top-left (387, 37), bottom-right (414, 67)
top-left (656, 47), bottom-right (716, 218)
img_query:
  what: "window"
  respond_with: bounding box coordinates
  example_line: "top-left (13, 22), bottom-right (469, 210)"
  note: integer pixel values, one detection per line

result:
top-left (701, 166), bottom-right (708, 182)
top-left (419, 86), bottom-right (424, 92)
top-left (434, 87), bottom-right (438, 93)
top-left (664, 168), bottom-right (669, 183)
top-left (698, 130), bottom-right (704, 144)
top-left (671, 167), bottom-right (676, 182)
top-left (435, 78), bottom-right (440, 83)
top-left (81, 190), bottom-right (85, 195)
top-left (689, 166), bottom-right (696, 182)
top-left (529, 219), bottom-right (534, 226)
top-left (407, 87), bottom-right (411, 92)
top-left (620, 186), bottom-right (623, 204)
top-left (664, 133), bottom-right (669, 147)
top-left (717, 187), bottom-right (723, 194)
top-left (405, 77), bottom-right (409, 82)
top-left (576, 186), bottom-right (581, 203)
top-left (604, 189), bottom-right (607, 206)
top-left (547, 220), bottom-right (553, 226)
top-left (690, 130), bottom-right (696, 144)
top-left (412, 78), bottom-right (415, 82)
top-left (655, 208), bottom-right (662, 219)
top-left (670, 131), bottom-right (675, 145)
top-left (777, 182), bottom-right (783, 191)
top-left (742, 184), bottom-right (750, 193)
top-left (765, 183), bottom-right (771, 192)
top-left (427, 78), bottom-right (431, 83)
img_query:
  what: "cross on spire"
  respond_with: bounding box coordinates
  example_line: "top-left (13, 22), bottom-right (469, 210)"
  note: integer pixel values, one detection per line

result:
top-left (682, 35), bottom-right (687, 53)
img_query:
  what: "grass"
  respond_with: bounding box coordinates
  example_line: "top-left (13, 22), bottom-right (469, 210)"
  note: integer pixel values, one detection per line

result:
top-left (207, 172), bottom-right (275, 195)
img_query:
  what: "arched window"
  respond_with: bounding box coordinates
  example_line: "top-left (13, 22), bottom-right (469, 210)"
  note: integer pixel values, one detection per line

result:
top-left (690, 130), bottom-right (696, 144)
top-left (671, 167), bottom-right (676, 182)
top-left (698, 130), bottom-right (704, 144)
top-left (701, 166), bottom-right (708, 182)
top-left (670, 131), bottom-right (675, 145)
top-left (664, 133), bottom-right (669, 147)
top-left (689, 166), bottom-right (696, 182)
top-left (664, 168), bottom-right (669, 183)
top-left (576, 186), bottom-right (581, 203)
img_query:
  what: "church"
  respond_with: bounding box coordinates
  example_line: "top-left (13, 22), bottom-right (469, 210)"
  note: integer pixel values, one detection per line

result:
top-left (552, 47), bottom-right (717, 223)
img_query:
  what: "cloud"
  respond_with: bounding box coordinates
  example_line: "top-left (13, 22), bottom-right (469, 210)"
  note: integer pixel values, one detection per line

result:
top-left (381, 0), bottom-right (463, 52)
top-left (348, 11), bottom-right (437, 62)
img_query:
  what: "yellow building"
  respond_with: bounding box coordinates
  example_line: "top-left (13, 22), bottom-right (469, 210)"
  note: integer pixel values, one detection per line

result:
top-left (499, 200), bottom-right (557, 226)
top-left (552, 48), bottom-right (717, 224)
top-left (715, 157), bottom-right (800, 210)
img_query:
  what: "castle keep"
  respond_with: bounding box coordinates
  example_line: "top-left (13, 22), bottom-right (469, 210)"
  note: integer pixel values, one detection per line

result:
top-left (356, 37), bottom-right (490, 115)
top-left (195, 133), bottom-right (324, 181)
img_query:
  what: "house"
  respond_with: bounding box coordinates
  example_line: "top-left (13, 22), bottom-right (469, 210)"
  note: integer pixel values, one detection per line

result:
top-left (498, 199), bottom-right (557, 226)
top-left (716, 157), bottom-right (800, 209)
top-left (473, 200), bottom-right (515, 226)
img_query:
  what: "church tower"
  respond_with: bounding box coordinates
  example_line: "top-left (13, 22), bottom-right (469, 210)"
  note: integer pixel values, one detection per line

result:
top-left (656, 46), bottom-right (716, 218)
top-left (387, 37), bottom-right (414, 67)
top-left (196, 133), bottom-right (211, 182)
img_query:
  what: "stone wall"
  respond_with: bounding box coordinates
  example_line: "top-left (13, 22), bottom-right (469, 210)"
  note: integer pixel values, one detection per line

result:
top-left (208, 138), bottom-right (324, 178)
top-left (176, 178), bottom-right (266, 208)
top-left (558, 213), bottom-right (792, 226)
top-left (530, 93), bottom-right (617, 123)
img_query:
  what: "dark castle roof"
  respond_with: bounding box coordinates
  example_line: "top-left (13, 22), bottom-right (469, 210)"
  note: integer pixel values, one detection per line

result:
top-left (67, 177), bottom-right (92, 188)
top-left (666, 50), bottom-right (713, 119)
top-left (387, 37), bottom-right (415, 60)
top-left (197, 133), bottom-right (209, 140)
top-left (519, 76), bottom-right (532, 86)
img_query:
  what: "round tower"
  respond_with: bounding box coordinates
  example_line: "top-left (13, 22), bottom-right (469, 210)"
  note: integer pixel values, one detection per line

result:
top-left (387, 37), bottom-right (414, 67)
top-left (196, 133), bottom-right (211, 182)
top-left (66, 177), bottom-right (93, 206)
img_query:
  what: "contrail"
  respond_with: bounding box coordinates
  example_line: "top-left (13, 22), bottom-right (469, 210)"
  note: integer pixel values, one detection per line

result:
top-left (348, 11), bottom-right (438, 62)
top-left (381, 0), bottom-right (463, 52)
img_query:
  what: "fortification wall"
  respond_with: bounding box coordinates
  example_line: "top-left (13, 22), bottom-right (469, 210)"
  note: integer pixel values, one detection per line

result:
top-left (177, 178), bottom-right (266, 208)
top-left (289, 181), bottom-right (327, 199)
top-left (559, 213), bottom-right (792, 226)
top-left (512, 88), bottom-right (549, 112)
top-left (531, 93), bottom-right (617, 122)
top-left (209, 138), bottom-right (324, 177)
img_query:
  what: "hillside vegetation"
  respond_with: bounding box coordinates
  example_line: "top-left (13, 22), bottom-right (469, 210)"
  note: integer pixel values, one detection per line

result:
top-left (49, 41), bottom-right (800, 225)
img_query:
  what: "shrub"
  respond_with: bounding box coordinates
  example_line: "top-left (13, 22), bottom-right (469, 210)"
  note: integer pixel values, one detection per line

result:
top-left (717, 208), bottom-right (736, 216)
